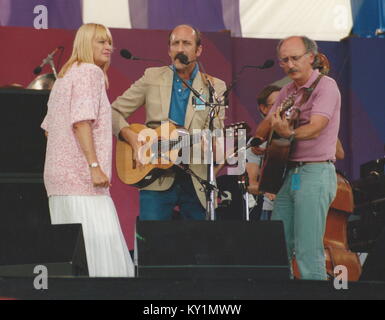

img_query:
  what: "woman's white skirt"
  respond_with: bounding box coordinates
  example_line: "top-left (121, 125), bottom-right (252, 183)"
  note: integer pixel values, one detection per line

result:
top-left (49, 195), bottom-right (134, 277)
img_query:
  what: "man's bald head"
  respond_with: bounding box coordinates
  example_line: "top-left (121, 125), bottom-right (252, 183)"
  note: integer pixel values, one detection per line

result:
top-left (168, 24), bottom-right (201, 47)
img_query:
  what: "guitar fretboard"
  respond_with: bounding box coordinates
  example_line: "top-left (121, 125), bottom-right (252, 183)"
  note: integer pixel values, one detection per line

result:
top-left (152, 132), bottom-right (203, 152)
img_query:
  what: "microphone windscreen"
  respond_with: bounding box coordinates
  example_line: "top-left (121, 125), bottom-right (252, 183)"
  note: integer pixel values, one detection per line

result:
top-left (120, 49), bottom-right (132, 59)
top-left (33, 66), bottom-right (42, 75)
top-left (249, 137), bottom-right (263, 147)
top-left (262, 60), bottom-right (274, 69)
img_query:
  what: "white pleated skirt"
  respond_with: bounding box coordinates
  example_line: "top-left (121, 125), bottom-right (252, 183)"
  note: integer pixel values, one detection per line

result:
top-left (49, 195), bottom-right (135, 277)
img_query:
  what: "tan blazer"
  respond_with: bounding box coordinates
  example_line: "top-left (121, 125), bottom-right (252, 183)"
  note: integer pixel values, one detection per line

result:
top-left (111, 66), bottom-right (226, 208)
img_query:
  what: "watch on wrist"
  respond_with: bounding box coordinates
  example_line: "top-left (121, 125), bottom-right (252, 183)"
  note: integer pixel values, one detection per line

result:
top-left (89, 162), bottom-right (99, 168)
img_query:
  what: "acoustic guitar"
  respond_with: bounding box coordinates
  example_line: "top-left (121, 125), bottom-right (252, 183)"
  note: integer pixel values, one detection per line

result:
top-left (116, 121), bottom-right (248, 188)
top-left (258, 96), bottom-right (298, 194)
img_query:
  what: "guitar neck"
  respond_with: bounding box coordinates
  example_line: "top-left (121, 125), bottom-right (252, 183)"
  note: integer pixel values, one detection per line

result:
top-left (278, 94), bottom-right (295, 116)
top-left (158, 131), bottom-right (203, 151)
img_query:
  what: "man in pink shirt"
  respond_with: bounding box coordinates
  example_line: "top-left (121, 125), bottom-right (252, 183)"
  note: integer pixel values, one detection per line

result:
top-left (255, 36), bottom-right (340, 280)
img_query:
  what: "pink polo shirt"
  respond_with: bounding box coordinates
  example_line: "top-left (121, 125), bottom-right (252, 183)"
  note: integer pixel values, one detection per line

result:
top-left (41, 63), bottom-right (112, 196)
top-left (269, 69), bottom-right (341, 162)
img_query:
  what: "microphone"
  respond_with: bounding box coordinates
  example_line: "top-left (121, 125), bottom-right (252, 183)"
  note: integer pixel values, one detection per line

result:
top-left (33, 46), bottom-right (63, 75)
top-left (222, 59), bottom-right (275, 104)
top-left (261, 59), bottom-right (274, 69)
top-left (226, 137), bottom-right (265, 163)
top-left (243, 59), bottom-right (275, 70)
top-left (175, 53), bottom-right (189, 65)
top-left (120, 49), bottom-right (140, 61)
top-left (175, 52), bottom-right (199, 66)
top-left (120, 48), bottom-right (167, 65)
top-left (247, 137), bottom-right (264, 148)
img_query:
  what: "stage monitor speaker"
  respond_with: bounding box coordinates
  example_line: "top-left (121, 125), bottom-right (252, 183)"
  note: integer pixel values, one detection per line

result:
top-left (360, 225), bottom-right (385, 281)
top-left (0, 179), bottom-right (51, 228)
top-left (360, 157), bottom-right (385, 179)
top-left (0, 88), bottom-right (48, 173)
top-left (0, 224), bottom-right (88, 277)
top-left (136, 220), bottom-right (290, 280)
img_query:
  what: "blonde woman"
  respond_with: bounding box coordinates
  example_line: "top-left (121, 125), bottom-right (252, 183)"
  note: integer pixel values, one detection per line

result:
top-left (41, 23), bottom-right (134, 277)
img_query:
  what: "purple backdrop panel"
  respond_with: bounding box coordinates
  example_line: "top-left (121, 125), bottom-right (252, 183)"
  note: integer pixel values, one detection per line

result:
top-left (128, 0), bottom-right (149, 29)
top-left (221, 0), bottom-right (242, 37)
top-left (350, 38), bottom-right (385, 178)
top-left (147, 0), bottom-right (226, 31)
top-left (5, 0), bottom-right (82, 29)
top-left (129, 0), bottom-right (238, 33)
top-left (350, 39), bottom-right (385, 140)
top-left (0, 0), bottom-right (11, 26)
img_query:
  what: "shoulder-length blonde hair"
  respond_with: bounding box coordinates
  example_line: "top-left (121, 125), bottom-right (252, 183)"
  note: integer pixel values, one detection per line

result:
top-left (58, 23), bottom-right (113, 87)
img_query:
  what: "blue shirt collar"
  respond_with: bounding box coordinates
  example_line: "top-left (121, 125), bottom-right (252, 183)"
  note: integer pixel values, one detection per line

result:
top-left (172, 63), bottom-right (199, 83)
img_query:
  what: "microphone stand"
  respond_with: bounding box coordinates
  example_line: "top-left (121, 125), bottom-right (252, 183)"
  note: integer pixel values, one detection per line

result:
top-left (196, 60), bottom-right (224, 221)
top-left (206, 89), bottom-right (218, 221)
top-left (169, 63), bottom-right (225, 221)
top-left (34, 47), bottom-right (64, 79)
top-left (48, 58), bottom-right (58, 79)
top-left (238, 173), bottom-right (250, 221)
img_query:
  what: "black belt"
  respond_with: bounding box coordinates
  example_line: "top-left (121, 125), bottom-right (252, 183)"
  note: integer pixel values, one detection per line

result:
top-left (287, 160), bottom-right (334, 169)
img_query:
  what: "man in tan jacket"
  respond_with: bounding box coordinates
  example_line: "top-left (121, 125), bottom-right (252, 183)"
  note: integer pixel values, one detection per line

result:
top-left (112, 24), bottom-right (226, 220)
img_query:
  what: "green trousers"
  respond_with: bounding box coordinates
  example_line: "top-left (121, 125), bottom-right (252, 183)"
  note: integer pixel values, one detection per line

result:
top-left (272, 163), bottom-right (337, 280)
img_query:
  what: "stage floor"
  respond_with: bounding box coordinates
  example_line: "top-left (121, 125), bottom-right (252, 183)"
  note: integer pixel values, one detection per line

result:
top-left (1, 276), bottom-right (385, 300)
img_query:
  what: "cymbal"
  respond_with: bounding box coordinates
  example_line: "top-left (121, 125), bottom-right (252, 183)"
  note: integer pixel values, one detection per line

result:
top-left (27, 73), bottom-right (56, 90)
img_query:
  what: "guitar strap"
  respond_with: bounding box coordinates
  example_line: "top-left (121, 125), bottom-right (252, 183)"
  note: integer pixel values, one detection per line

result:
top-left (291, 74), bottom-right (324, 129)
top-left (298, 74), bottom-right (324, 106)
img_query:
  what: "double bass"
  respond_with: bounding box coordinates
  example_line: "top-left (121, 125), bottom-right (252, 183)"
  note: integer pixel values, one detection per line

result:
top-left (323, 171), bottom-right (362, 280)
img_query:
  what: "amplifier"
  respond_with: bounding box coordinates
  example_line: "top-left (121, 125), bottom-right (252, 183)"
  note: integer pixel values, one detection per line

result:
top-left (360, 158), bottom-right (385, 179)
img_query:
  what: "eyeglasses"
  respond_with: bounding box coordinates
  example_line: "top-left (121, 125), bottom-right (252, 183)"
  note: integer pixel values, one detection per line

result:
top-left (279, 52), bottom-right (309, 65)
